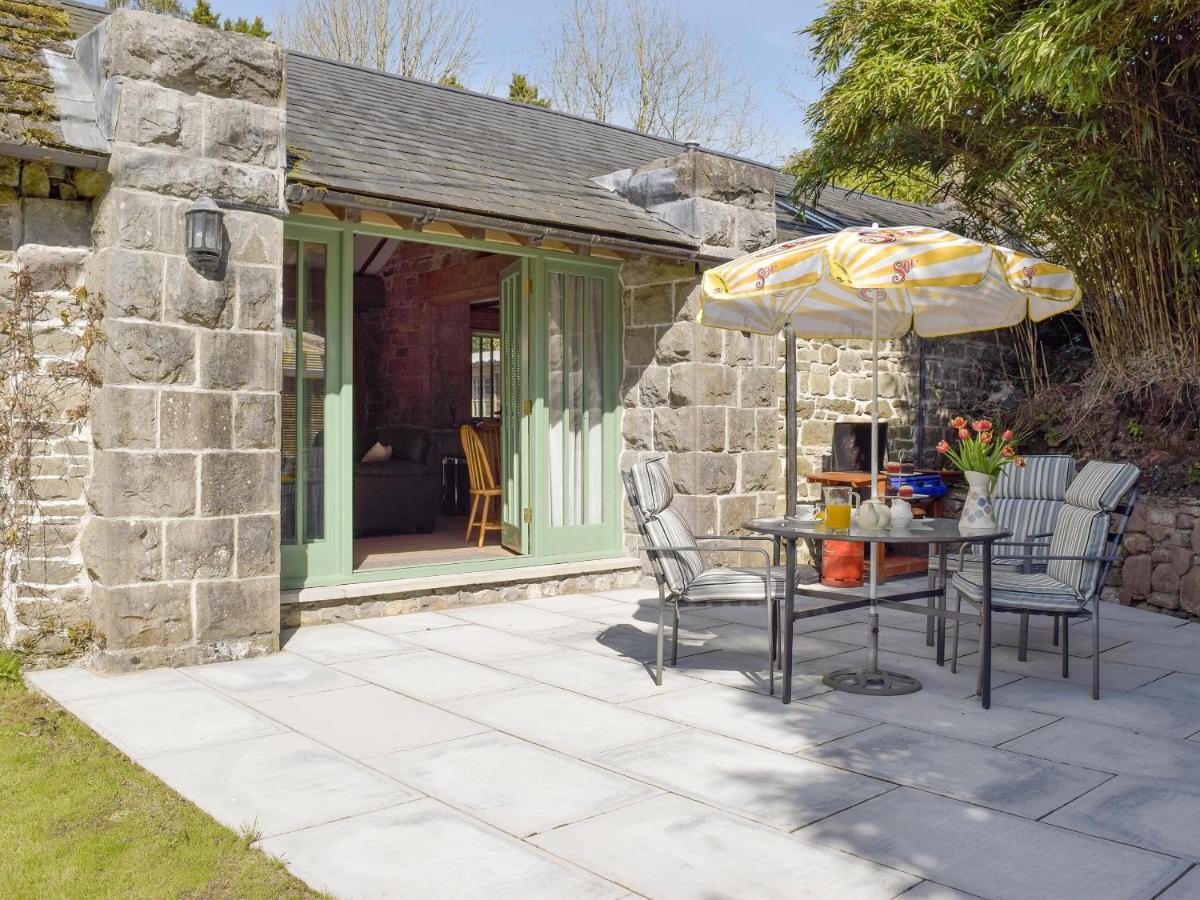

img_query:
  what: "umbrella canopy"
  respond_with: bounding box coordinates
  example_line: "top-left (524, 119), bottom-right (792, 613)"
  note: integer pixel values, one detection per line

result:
top-left (699, 226), bottom-right (1080, 338)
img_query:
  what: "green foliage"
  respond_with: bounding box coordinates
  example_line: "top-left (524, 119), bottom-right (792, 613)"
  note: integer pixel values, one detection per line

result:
top-left (794, 0), bottom-right (1200, 391)
top-left (1127, 419), bottom-right (1145, 442)
top-left (783, 150), bottom-right (931, 203)
top-left (0, 651), bottom-right (20, 685)
top-left (508, 72), bottom-right (550, 108)
top-left (224, 15), bottom-right (270, 38)
top-left (438, 73), bottom-right (465, 88)
top-left (190, 0), bottom-right (220, 28)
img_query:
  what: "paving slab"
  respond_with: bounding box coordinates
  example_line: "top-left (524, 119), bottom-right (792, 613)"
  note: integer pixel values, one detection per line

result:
top-left (1045, 775), bottom-right (1200, 861)
top-left (141, 732), bottom-right (419, 838)
top-left (1135, 673), bottom-right (1200, 706)
top-left (804, 723), bottom-right (1109, 818)
top-left (519, 593), bottom-right (633, 614)
top-left (992, 675), bottom-right (1200, 738)
top-left (793, 649), bottom-right (1021, 698)
top-left (280, 623), bottom-right (417, 664)
top-left (497, 648), bottom-right (696, 703)
top-left (372, 731), bottom-right (656, 837)
top-left (705, 624), bottom-right (859, 662)
top-left (955, 643), bottom-right (1167, 692)
top-left (442, 602), bottom-right (584, 634)
top-left (670, 648), bottom-right (831, 698)
top-left (350, 611), bottom-right (464, 635)
top-left (182, 652), bottom-right (363, 703)
top-left (559, 602), bottom-right (728, 630)
top-left (1103, 640), bottom-right (1200, 676)
top-left (26, 666), bottom-right (191, 703)
top-left (625, 681), bottom-right (874, 753)
top-left (446, 683), bottom-right (683, 756)
top-left (1161, 867), bottom-right (1200, 899)
top-left (801, 680), bottom-right (1054, 746)
top-left (1080, 619), bottom-right (1200, 648)
top-left (901, 881), bottom-right (980, 899)
top-left (1091, 602), bottom-right (1191, 627)
top-left (535, 620), bottom-right (718, 662)
top-left (530, 793), bottom-right (918, 899)
top-left (261, 798), bottom-right (622, 899)
top-left (815, 622), bottom-right (980, 662)
top-left (1001, 718), bottom-right (1200, 780)
top-left (804, 787), bottom-right (1186, 900)
top-left (335, 650), bottom-right (530, 703)
top-left (402, 622), bottom-right (562, 665)
top-left (52, 678), bottom-right (280, 760)
top-left (596, 728), bottom-right (892, 829)
top-left (253, 684), bottom-right (488, 758)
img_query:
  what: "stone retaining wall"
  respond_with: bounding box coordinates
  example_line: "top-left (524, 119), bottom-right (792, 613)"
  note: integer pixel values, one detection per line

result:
top-left (1106, 495), bottom-right (1200, 617)
top-left (0, 185), bottom-right (97, 657)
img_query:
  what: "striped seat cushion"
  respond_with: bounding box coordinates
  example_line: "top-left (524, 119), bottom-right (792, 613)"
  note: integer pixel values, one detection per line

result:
top-left (1047, 461), bottom-right (1139, 595)
top-left (681, 565), bottom-right (818, 605)
top-left (995, 454), bottom-right (1074, 500)
top-left (952, 565), bottom-right (1084, 612)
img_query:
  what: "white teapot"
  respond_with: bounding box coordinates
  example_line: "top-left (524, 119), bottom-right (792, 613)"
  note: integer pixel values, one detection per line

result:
top-left (890, 497), bottom-right (914, 528)
top-left (857, 498), bottom-right (892, 530)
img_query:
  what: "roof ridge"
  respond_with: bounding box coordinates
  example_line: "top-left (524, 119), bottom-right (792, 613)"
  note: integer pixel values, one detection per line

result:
top-left (284, 49), bottom-right (774, 172)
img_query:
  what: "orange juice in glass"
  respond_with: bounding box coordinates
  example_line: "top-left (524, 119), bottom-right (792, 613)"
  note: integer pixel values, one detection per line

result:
top-left (823, 486), bottom-right (855, 533)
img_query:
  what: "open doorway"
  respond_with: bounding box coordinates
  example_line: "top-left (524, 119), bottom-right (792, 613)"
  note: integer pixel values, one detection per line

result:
top-left (349, 235), bottom-right (523, 572)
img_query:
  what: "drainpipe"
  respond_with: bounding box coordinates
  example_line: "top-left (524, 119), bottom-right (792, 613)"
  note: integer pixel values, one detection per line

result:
top-left (916, 338), bottom-right (927, 466)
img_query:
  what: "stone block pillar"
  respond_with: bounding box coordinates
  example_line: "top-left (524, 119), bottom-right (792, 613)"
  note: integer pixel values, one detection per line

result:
top-left (83, 10), bottom-right (285, 670)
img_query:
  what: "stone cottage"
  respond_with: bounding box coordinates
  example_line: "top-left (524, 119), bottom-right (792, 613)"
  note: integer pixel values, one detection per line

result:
top-left (2, 0), bottom-right (1010, 671)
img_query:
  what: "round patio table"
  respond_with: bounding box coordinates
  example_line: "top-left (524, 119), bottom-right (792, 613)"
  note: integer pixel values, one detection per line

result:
top-left (745, 517), bottom-right (1010, 707)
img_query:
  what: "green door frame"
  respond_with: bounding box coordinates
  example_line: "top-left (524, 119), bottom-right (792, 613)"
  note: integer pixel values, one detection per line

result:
top-left (281, 214), bottom-right (625, 590)
top-left (281, 224), bottom-right (353, 585)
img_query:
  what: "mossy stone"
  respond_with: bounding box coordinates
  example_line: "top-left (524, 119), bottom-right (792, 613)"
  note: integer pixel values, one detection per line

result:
top-left (20, 163), bottom-right (50, 198)
top-left (72, 168), bottom-right (111, 198)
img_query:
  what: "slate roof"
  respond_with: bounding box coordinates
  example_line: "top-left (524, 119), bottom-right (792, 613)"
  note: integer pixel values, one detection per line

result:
top-left (47, 0), bottom-right (953, 250)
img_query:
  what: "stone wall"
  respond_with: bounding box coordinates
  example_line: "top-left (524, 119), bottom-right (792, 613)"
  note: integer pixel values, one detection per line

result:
top-left (1106, 495), bottom-right (1200, 617)
top-left (0, 168), bottom-right (99, 657)
top-left (80, 11), bottom-right (286, 670)
top-left (619, 257), bottom-right (782, 560)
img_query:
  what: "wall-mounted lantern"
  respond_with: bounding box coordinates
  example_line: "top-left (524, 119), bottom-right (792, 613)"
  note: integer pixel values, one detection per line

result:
top-left (184, 196), bottom-right (225, 275)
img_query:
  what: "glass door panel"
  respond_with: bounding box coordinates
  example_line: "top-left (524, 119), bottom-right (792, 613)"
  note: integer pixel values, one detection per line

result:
top-left (500, 260), bottom-right (529, 553)
top-left (535, 260), bottom-right (620, 556)
top-left (281, 227), bottom-right (346, 584)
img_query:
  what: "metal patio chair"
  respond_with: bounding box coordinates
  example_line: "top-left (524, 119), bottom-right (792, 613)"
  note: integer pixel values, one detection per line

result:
top-left (624, 455), bottom-right (791, 691)
top-left (951, 460), bottom-right (1140, 699)
top-left (944, 454), bottom-right (1076, 669)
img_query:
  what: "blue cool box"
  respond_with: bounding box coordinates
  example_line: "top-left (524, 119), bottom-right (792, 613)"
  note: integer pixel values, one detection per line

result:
top-left (888, 473), bottom-right (949, 499)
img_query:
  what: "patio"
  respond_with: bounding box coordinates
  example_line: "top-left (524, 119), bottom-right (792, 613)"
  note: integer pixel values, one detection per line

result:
top-left (28, 583), bottom-right (1200, 900)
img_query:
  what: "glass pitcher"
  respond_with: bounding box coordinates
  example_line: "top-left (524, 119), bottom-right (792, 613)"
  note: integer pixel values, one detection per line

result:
top-left (822, 486), bottom-right (858, 533)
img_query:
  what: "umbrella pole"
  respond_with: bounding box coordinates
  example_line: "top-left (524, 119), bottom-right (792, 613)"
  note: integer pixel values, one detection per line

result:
top-left (784, 325), bottom-right (797, 518)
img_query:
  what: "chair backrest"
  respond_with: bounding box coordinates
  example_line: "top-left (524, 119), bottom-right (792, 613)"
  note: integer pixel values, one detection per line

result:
top-left (623, 456), bottom-right (704, 595)
top-left (1046, 460), bottom-right (1140, 599)
top-left (459, 424), bottom-right (497, 491)
top-left (992, 455), bottom-right (1075, 560)
top-left (475, 420), bottom-right (501, 483)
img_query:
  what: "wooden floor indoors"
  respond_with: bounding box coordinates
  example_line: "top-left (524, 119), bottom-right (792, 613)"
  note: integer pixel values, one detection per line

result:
top-left (353, 517), bottom-right (516, 571)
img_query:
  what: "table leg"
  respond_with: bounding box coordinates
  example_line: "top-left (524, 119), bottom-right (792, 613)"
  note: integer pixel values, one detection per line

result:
top-left (925, 562), bottom-right (936, 647)
top-left (936, 545), bottom-right (947, 666)
top-left (783, 537), bottom-right (796, 704)
top-left (982, 541), bottom-right (993, 709)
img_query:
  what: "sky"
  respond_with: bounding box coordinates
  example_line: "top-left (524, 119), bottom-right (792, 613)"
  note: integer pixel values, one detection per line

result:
top-left (210, 0), bottom-right (826, 165)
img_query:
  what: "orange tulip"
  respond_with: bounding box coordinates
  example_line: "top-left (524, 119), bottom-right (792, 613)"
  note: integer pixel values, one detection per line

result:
top-left (950, 416), bottom-right (967, 429)
top-left (1001, 429), bottom-right (1014, 441)
top-left (973, 419), bottom-right (993, 432)
top-left (1015, 456), bottom-right (1027, 468)
top-left (958, 428), bottom-right (970, 440)
top-left (936, 440), bottom-right (950, 454)
top-left (980, 431), bottom-right (993, 443)
top-left (1002, 445), bottom-right (1015, 457)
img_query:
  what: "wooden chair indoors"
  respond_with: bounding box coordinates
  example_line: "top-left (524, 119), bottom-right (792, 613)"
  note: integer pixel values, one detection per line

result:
top-left (459, 424), bottom-right (501, 547)
top-left (475, 418), bottom-right (501, 487)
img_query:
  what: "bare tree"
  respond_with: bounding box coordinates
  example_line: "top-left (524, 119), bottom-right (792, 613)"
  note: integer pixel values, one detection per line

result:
top-left (540, 0), bottom-right (770, 158)
top-left (276, 0), bottom-right (481, 82)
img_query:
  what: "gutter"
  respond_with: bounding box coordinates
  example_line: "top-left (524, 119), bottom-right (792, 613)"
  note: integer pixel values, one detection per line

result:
top-left (287, 184), bottom-right (711, 263)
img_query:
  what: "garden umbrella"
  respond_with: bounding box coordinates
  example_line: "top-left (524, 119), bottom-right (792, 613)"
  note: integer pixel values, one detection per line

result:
top-left (698, 224), bottom-right (1080, 696)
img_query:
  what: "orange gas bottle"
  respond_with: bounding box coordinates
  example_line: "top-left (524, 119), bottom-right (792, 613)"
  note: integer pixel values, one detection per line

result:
top-left (821, 540), bottom-right (864, 588)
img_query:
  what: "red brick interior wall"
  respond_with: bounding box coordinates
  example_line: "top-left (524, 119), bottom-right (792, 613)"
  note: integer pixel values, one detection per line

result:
top-left (355, 243), bottom-right (478, 430)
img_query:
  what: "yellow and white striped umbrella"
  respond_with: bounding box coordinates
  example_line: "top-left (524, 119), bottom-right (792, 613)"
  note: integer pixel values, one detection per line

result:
top-left (699, 226), bottom-right (1080, 338)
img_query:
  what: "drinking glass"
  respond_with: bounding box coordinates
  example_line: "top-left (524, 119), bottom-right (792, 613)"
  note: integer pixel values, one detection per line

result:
top-left (823, 486), bottom-right (857, 533)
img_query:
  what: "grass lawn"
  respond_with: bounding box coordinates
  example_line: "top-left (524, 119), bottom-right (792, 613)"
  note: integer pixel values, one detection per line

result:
top-left (0, 653), bottom-right (324, 899)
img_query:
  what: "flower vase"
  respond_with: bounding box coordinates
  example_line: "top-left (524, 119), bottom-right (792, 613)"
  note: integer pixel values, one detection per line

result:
top-left (958, 470), bottom-right (997, 531)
